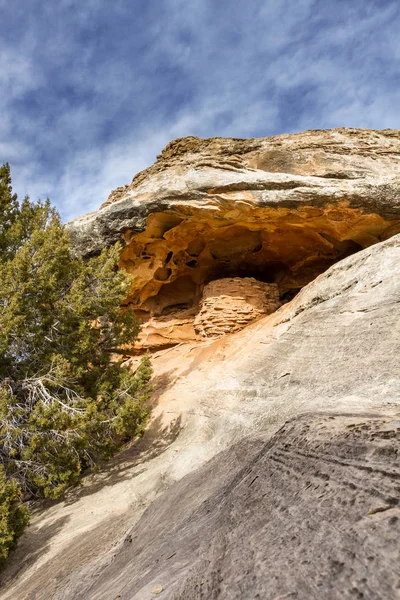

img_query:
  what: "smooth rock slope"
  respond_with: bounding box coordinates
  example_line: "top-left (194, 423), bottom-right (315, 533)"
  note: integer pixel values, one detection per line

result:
top-left (1, 129), bottom-right (400, 599)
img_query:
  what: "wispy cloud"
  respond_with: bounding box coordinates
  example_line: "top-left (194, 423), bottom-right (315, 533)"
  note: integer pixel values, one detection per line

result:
top-left (1, 0), bottom-right (399, 220)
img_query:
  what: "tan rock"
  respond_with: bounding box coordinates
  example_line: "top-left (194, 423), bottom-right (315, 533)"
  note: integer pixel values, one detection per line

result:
top-left (194, 277), bottom-right (280, 337)
top-left (135, 312), bottom-right (197, 350)
top-left (4, 233), bottom-right (400, 600)
top-left (151, 583), bottom-right (163, 594)
top-left (68, 128), bottom-right (400, 337)
top-left (68, 128), bottom-right (400, 260)
top-left (4, 130), bottom-right (400, 600)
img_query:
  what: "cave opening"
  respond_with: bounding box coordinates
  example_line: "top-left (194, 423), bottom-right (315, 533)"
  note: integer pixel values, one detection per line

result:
top-left (135, 227), bottom-right (365, 317)
top-left (118, 207), bottom-right (398, 348)
top-left (205, 260), bottom-right (288, 285)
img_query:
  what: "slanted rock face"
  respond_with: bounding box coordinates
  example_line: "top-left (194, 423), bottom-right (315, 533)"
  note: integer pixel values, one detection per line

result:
top-left (194, 277), bottom-right (280, 337)
top-left (3, 130), bottom-right (400, 599)
top-left (7, 233), bottom-right (400, 600)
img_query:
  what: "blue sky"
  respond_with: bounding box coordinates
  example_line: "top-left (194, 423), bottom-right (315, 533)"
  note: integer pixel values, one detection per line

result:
top-left (1, 0), bottom-right (399, 221)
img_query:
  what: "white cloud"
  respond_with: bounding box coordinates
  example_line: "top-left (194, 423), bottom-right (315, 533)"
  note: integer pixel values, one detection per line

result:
top-left (1, 0), bottom-right (400, 220)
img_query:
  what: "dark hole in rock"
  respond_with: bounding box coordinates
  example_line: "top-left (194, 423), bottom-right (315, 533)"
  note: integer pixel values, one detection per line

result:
top-left (280, 288), bottom-right (301, 304)
top-left (317, 172), bottom-right (358, 179)
top-left (318, 233), bottom-right (363, 256)
top-left (145, 214), bottom-right (184, 238)
top-left (173, 250), bottom-right (190, 266)
top-left (154, 267), bottom-right (172, 282)
top-left (143, 276), bottom-right (197, 316)
top-left (207, 260), bottom-right (288, 284)
top-left (186, 260), bottom-right (198, 268)
top-left (161, 216), bottom-right (184, 237)
top-left (164, 251), bottom-right (173, 264)
top-left (340, 240), bottom-right (364, 257)
top-left (161, 303), bottom-right (193, 315)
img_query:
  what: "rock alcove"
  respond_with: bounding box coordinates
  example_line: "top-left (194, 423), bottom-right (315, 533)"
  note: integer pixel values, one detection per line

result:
top-left (118, 202), bottom-right (397, 350)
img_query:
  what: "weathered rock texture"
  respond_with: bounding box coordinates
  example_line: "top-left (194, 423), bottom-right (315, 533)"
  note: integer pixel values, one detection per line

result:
top-left (69, 129), bottom-right (400, 260)
top-left (135, 311), bottom-right (198, 349)
top-left (68, 128), bottom-right (400, 349)
top-left (71, 415), bottom-right (400, 600)
top-left (194, 277), bottom-right (280, 337)
top-left (3, 231), bottom-right (398, 600)
top-left (2, 130), bottom-right (400, 599)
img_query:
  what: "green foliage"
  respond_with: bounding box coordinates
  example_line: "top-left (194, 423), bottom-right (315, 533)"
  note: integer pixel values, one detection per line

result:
top-left (0, 163), bottom-right (152, 561)
top-left (0, 466), bottom-right (30, 568)
top-left (0, 163), bottom-right (18, 258)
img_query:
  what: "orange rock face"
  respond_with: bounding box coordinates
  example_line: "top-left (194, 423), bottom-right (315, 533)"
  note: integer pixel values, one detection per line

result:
top-left (117, 203), bottom-right (396, 351)
top-left (119, 204), bottom-right (395, 315)
top-left (135, 310), bottom-right (197, 349)
top-left (194, 278), bottom-right (281, 338)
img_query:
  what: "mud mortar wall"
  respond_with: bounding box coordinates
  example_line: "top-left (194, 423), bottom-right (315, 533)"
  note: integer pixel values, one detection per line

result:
top-left (194, 278), bottom-right (280, 338)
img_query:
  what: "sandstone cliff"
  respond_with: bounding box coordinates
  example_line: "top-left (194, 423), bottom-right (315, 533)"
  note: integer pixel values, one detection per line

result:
top-left (69, 128), bottom-right (400, 351)
top-left (2, 129), bottom-right (400, 600)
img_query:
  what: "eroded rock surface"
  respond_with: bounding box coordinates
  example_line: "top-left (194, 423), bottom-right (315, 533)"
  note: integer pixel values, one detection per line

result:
top-left (74, 415), bottom-right (400, 600)
top-left (68, 128), bottom-right (400, 350)
top-left (2, 130), bottom-right (400, 599)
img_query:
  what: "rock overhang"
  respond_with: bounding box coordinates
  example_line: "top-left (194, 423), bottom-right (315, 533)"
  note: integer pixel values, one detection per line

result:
top-left (68, 128), bottom-right (400, 257)
top-left (67, 128), bottom-right (400, 348)
top-left (118, 200), bottom-right (397, 313)
top-left (68, 172), bottom-right (400, 258)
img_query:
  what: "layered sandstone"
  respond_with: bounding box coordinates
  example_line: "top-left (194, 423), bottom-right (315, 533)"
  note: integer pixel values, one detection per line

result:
top-left (194, 277), bottom-right (280, 337)
top-left (69, 127), bottom-right (400, 260)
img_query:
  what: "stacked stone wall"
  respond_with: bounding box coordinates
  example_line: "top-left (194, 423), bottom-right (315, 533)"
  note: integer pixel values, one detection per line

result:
top-left (194, 277), bottom-right (281, 338)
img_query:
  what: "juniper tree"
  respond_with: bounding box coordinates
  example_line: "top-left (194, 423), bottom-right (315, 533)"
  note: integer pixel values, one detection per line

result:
top-left (0, 164), bottom-right (151, 561)
top-left (0, 466), bottom-right (30, 568)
